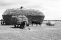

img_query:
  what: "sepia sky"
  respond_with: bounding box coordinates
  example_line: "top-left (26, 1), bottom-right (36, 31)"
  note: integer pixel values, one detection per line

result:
top-left (0, 0), bottom-right (61, 20)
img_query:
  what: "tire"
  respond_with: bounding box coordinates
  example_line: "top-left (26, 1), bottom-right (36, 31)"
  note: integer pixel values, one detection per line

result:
top-left (18, 25), bottom-right (20, 27)
top-left (1, 21), bottom-right (5, 25)
top-left (1, 21), bottom-right (3, 25)
top-left (26, 24), bottom-right (29, 26)
top-left (52, 24), bottom-right (54, 26)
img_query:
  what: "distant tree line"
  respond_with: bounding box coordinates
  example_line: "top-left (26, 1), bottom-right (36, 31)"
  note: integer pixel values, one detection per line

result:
top-left (44, 20), bottom-right (61, 21)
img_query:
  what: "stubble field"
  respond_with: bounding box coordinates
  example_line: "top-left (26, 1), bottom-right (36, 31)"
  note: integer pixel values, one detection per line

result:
top-left (0, 21), bottom-right (61, 40)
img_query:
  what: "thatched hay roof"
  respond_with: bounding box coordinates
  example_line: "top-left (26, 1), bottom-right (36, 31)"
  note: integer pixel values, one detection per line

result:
top-left (3, 8), bottom-right (45, 16)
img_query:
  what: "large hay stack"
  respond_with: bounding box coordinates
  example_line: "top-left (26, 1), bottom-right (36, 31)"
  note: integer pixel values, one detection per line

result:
top-left (2, 8), bottom-right (45, 25)
top-left (3, 8), bottom-right (44, 16)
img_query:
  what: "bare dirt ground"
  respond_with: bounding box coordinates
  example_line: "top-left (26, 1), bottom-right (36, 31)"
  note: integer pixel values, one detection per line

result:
top-left (0, 21), bottom-right (61, 40)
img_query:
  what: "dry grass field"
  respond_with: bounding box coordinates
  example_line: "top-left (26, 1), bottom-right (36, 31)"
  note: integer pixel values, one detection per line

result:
top-left (0, 21), bottom-right (61, 40)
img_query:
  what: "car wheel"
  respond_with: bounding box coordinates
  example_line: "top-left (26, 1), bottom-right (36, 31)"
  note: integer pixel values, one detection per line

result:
top-left (14, 25), bottom-right (17, 28)
top-left (26, 24), bottom-right (29, 26)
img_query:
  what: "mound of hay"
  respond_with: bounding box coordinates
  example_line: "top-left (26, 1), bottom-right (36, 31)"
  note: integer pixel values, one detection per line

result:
top-left (3, 8), bottom-right (45, 16)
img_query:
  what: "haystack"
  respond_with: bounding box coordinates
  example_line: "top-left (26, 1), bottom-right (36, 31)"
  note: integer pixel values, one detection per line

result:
top-left (2, 8), bottom-right (45, 25)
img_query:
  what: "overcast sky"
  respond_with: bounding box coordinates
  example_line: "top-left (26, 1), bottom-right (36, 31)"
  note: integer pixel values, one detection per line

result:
top-left (0, 0), bottom-right (61, 20)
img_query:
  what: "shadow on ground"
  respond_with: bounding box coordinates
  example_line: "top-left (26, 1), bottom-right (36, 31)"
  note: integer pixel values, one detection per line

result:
top-left (10, 27), bottom-right (25, 29)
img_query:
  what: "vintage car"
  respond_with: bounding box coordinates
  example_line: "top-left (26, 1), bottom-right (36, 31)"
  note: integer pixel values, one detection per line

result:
top-left (46, 21), bottom-right (55, 26)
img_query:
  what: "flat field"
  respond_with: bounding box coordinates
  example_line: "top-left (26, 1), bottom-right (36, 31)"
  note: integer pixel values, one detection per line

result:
top-left (0, 21), bottom-right (61, 40)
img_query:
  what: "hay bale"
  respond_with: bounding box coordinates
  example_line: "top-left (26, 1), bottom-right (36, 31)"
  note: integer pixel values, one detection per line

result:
top-left (3, 8), bottom-right (45, 16)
